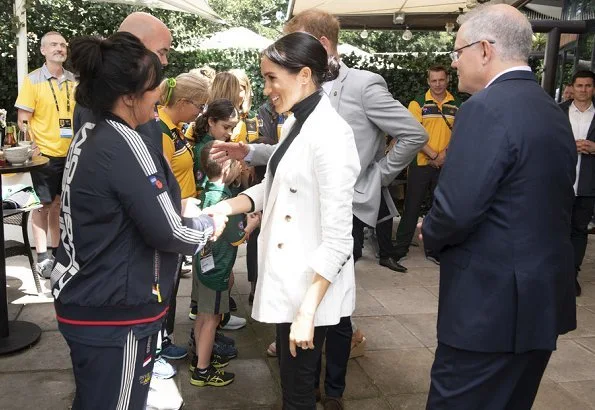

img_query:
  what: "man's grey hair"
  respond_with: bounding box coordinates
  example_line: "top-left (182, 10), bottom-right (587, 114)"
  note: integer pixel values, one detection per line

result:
top-left (457, 4), bottom-right (533, 63)
top-left (40, 31), bottom-right (65, 47)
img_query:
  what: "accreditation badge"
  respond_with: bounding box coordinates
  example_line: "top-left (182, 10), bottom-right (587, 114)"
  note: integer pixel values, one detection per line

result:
top-left (59, 118), bottom-right (73, 138)
top-left (199, 243), bottom-right (215, 273)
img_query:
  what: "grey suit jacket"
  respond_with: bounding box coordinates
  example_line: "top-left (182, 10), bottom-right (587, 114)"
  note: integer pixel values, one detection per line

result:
top-left (249, 62), bottom-right (427, 226)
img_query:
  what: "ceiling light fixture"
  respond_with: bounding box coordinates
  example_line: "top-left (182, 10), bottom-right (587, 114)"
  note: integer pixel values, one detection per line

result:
top-left (393, 12), bottom-right (405, 25)
top-left (402, 27), bottom-right (412, 41)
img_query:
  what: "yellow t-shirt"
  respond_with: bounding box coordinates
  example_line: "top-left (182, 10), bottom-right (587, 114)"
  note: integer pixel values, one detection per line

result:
top-left (408, 90), bottom-right (459, 166)
top-left (14, 64), bottom-right (76, 157)
top-left (158, 107), bottom-right (197, 199)
top-left (230, 119), bottom-right (247, 143)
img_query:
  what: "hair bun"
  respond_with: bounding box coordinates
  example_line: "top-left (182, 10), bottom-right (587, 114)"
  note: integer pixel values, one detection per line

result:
top-left (323, 56), bottom-right (341, 82)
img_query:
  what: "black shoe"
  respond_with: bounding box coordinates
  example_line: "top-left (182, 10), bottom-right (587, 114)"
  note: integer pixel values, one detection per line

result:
top-left (426, 255), bottom-right (440, 265)
top-left (576, 280), bottom-right (582, 297)
top-left (189, 353), bottom-right (231, 372)
top-left (190, 365), bottom-right (234, 387)
top-left (379, 257), bottom-right (407, 272)
top-left (215, 331), bottom-right (235, 346)
top-left (229, 296), bottom-right (237, 312)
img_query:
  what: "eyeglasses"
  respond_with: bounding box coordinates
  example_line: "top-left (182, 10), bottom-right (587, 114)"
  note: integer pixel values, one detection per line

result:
top-left (186, 100), bottom-right (206, 111)
top-left (449, 40), bottom-right (496, 62)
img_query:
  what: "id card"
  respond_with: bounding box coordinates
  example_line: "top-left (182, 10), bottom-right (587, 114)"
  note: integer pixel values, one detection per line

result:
top-left (59, 118), bottom-right (73, 138)
top-left (200, 255), bottom-right (215, 273)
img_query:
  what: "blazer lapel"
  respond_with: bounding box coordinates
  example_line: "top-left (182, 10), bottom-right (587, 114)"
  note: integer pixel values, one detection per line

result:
top-left (329, 63), bottom-right (348, 110)
top-left (260, 115), bottom-right (297, 229)
top-left (588, 99), bottom-right (595, 140)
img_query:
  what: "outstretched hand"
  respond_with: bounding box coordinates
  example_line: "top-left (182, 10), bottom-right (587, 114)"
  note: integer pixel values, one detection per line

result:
top-left (209, 213), bottom-right (228, 240)
top-left (210, 140), bottom-right (250, 164)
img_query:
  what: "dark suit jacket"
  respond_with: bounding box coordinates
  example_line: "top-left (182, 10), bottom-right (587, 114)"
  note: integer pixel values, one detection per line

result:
top-left (422, 70), bottom-right (577, 354)
top-left (560, 98), bottom-right (595, 196)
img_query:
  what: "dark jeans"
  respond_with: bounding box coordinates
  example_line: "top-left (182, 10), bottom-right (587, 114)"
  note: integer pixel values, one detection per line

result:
top-left (247, 227), bottom-right (260, 283)
top-left (571, 196), bottom-right (595, 279)
top-left (276, 323), bottom-right (328, 410)
top-left (352, 194), bottom-right (397, 261)
top-left (395, 163), bottom-right (440, 257)
top-left (315, 316), bottom-right (352, 398)
top-left (427, 343), bottom-right (551, 410)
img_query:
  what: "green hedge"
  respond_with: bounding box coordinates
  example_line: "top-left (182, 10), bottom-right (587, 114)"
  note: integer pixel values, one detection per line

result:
top-left (164, 48), bottom-right (465, 112)
top-left (3, 46), bottom-right (545, 121)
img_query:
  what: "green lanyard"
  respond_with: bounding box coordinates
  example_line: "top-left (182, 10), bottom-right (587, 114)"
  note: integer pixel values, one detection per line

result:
top-left (173, 127), bottom-right (194, 159)
top-left (47, 79), bottom-right (70, 114)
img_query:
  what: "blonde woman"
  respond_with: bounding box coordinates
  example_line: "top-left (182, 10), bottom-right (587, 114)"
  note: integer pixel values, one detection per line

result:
top-left (157, 71), bottom-right (210, 360)
top-left (158, 72), bottom-right (209, 199)
top-left (209, 72), bottom-right (242, 108)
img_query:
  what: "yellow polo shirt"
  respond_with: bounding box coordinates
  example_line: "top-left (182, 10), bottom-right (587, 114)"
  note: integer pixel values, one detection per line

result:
top-left (408, 90), bottom-right (459, 166)
top-left (158, 107), bottom-right (197, 199)
top-left (15, 64), bottom-right (76, 157)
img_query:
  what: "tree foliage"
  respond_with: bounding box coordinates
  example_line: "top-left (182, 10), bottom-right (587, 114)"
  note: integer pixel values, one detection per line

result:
top-left (2, 0), bottom-right (549, 121)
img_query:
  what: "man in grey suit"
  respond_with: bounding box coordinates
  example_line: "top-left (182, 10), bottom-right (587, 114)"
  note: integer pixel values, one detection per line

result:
top-left (214, 9), bottom-right (426, 409)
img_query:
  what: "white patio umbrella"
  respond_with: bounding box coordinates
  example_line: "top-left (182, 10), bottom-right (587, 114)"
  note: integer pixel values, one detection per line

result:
top-left (338, 43), bottom-right (372, 57)
top-left (199, 27), bottom-right (274, 51)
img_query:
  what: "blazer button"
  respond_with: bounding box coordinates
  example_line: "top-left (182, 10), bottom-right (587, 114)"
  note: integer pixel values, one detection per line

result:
top-left (277, 243), bottom-right (284, 249)
top-left (285, 215), bottom-right (292, 222)
top-left (289, 188), bottom-right (297, 193)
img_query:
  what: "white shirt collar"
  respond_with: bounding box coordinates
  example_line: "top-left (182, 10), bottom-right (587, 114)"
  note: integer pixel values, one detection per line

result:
top-left (322, 80), bottom-right (334, 96)
top-left (570, 101), bottom-right (595, 113)
top-left (485, 66), bottom-right (532, 88)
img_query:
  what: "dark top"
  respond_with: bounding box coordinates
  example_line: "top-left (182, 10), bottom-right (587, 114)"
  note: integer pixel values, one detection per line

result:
top-left (268, 90), bottom-right (322, 178)
top-left (196, 181), bottom-right (247, 291)
top-left (73, 104), bottom-right (163, 154)
top-left (55, 112), bottom-right (214, 346)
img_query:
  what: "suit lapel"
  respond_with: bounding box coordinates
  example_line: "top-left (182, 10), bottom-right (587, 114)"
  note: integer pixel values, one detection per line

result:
top-left (329, 63), bottom-right (348, 110)
top-left (589, 99), bottom-right (595, 140)
top-left (261, 115), bottom-right (297, 229)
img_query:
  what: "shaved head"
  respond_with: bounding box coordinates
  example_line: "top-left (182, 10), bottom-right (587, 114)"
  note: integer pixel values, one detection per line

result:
top-left (118, 12), bottom-right (172, 66)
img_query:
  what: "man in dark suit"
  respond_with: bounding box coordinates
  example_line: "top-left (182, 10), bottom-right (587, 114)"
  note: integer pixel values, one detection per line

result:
top-left (421, 4), bottom-right (577, 409)
top-left (559, 70), bottom-right (595, 297)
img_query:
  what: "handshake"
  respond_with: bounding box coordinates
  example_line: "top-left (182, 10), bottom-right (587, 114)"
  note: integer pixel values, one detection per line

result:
top-left (181, 197), bottom-right (228, 241)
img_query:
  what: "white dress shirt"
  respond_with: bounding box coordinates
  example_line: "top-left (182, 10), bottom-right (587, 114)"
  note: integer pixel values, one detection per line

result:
top-left (485, 66), bottom-right (532, 88)
top-left (570, 101), bottom-right (595, 194)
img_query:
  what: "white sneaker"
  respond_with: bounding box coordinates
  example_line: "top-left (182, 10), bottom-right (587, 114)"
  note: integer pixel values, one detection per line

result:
top-left (36, 258), bottom-right (54, 279)
top-left (152, 356), bottom-right (176, 379)
top-left (220, 315), bottom-right (246, 330)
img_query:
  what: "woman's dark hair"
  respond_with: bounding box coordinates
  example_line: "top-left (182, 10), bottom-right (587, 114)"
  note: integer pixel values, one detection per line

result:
top-left (262, 32), bottom-right (340, 87)
top-left (193, 98), bottom-right (238, 140)
top-left (70, 32), bottom-right (162, 114)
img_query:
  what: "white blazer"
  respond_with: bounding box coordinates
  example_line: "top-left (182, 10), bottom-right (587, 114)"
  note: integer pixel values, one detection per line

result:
top-left (243, 94), bottom-right (361, 327)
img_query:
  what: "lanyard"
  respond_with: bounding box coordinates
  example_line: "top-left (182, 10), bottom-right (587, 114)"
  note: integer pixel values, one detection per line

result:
top-left (48, 79), bottom-right (70, 114)
top-left (173, 128), bottom-right (194, 159)
top-left (437, 106), bottom-right (453, 131)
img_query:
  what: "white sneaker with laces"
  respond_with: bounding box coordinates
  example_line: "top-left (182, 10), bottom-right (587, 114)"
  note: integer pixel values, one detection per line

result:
top-left (152, 356), bottom-right (176, 379)
top-left (36, 258), bottom-right (54, 279)
top-left (220, 315), bottom-right (246, 330)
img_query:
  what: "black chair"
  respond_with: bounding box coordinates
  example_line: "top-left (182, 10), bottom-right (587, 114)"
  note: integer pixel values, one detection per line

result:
top-left (3, 209), bottom-right (42, 293)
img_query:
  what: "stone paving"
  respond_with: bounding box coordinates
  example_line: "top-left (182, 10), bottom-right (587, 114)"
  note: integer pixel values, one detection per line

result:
top-left (2, 232), bottom-right (595, 409)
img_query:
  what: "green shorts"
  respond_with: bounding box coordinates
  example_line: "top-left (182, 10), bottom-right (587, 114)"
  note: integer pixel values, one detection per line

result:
top-left (197, 280), bottom-right (230, 315)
